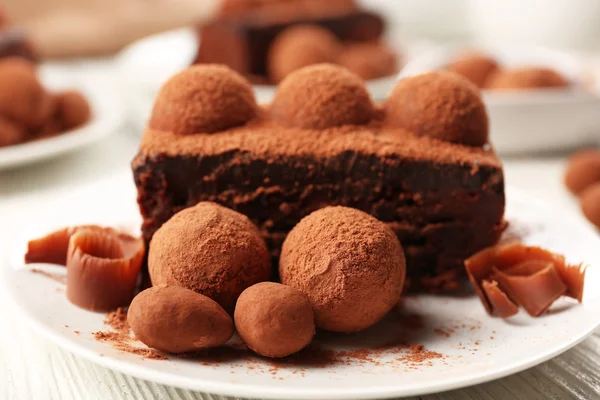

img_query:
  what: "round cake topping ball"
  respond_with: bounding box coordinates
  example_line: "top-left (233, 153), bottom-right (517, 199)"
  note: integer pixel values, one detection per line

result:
top-left (149, 65), bottom-right (257, 135)
top-left (268, 25), bottom-right (342, 83)
top-left (564, 149), bottom-right (600, 194)
top-left (55, 90), bottom-right (91, 131)
top-left (486, 67), bottom-right (569, 90)
top-left (279, 206), bottom-right (406, 333)
top-left (337, 42), bottom-right (398, 80)
top-left (234, 282), bottom-right (315, 358)
top-left (386, 70), bottom-right (489, 146)
top-left (270, 64), bottom-right (374, 130)
top-left (148, 202), bottom-right (272, 312)
top-left (446, 53), bottom-right (499, 88)
top-left (0, 57), bottom-right (54, 129)
top-left (128, 286), bottom-right (234, 354)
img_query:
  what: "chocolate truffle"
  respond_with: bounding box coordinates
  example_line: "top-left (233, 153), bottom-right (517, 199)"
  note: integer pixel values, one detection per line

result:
top-left (337, 41), bottom-right (398, 80)
top-left (487, 67), bottom-right (569, 90)
top-left (55, 90), bottom-right (91, 130)
top-left (581, 182), bottom-right (600, 228)
top-left (148, 202), bottom-right (271, 312)
top-left (446, 53), bottom-right (499, 88)
top-left (128, 286), bottom-right (234, 353)
top-left (149, 65), bottom-right (257, 134)
top-left (0, 115), bottom-right (25, 147)
top-left (234, 282), bottom-right (314, 358)
top-left (0, 57), bottom-right (53, 129)
top-left (267, 25), bottom-right (342, 83)
top-left (564, 149), bottom-right (600, 194)
top-left (270, 64), bottom-right (374, 130)
top-left (279, 206), bottom-right (406, 333)
top-left (386, 71), bottom-right (489, 146)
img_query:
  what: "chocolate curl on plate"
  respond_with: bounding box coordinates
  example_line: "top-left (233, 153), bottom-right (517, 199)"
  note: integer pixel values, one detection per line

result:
top-left (491, 264), bottom-right (567, 317)
top-left (465, 242), bottom-right (587, 318)
top-left (481, 280), bottom-right (518, 318)
top-left (66, 228), bottom-right (144, 312)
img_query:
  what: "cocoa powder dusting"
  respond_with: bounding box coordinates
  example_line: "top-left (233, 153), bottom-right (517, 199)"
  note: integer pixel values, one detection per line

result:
top-left (30, 268), bottom-right (67, 284)
top-left (93, 307), bottom-right (167, 360)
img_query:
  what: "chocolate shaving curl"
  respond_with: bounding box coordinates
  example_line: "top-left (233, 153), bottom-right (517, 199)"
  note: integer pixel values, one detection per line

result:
top-left (25, 225), bottom-right (144, 312)
top-left (465, 242), bottom-right (586, 318)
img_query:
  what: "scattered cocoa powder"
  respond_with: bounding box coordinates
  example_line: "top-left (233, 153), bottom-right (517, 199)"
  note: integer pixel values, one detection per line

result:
top-left (104, 307), bottom-right (128, 332)
top-left (93, 307), bottom-right (167, 360)
top-left (30, 268), bottom-right (67, 284)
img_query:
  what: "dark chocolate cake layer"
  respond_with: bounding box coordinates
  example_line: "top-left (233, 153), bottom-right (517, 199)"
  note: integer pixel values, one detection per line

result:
top-left (133, 113), bottom-right (505, 292)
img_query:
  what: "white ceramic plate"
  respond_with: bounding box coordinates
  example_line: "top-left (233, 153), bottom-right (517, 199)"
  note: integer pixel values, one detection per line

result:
top-left (399, 46), bottom-right (600, 155)
top-left (0, 63), bottom-right (125, 170)
top-left (1, 175), bottom-right (600, 399)
top-left (116, 28), bottom-right (404, 132)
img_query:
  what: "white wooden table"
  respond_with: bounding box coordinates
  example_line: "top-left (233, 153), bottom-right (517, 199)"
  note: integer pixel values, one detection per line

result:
top-left (1, 133), bottom-right (599, 400)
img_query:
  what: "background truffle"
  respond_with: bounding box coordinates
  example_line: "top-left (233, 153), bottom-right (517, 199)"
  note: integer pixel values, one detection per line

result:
top-left (386, 71), bottom-right (489, 146)
top-left (580, 182), bottom-right (600, 228)
top-left (148, 202), bottom-right (271, 312)
top-left (279, 206), bottom-right (406, 333)
top-left (337, 41), bottom-right (398, 80)
top-left (0, 57), bottom-right (53, 129)
top-left (270, 64), bottom-right (374, 130)
top-left (55, 90), bottom-right (91, 131)
top-left (128, 286), bottom-right (234, 353)
top-left (486, 67), bottom-right (569, 90)
top-left (268, 25), bottom-right (342, 83)
top-left (564, 149), bottom-right (600, 194)
top-left (234, 282), bottom-right (315, 358)
top-left (149, 65), bottom-right (257, 135)
top-left (0, 116), bottom-right (26, 147)
top-left (446, 53), bottom-right (499, 88)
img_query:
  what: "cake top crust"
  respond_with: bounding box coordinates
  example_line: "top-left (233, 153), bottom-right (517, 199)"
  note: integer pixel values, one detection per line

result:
top-left (137, 64), bottom-right (500, 169)
top-left (138, 112), bottom-right (499, 168)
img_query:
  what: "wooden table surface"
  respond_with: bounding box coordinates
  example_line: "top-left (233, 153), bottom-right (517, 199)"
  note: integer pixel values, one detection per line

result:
top-left (1, 133), bottom-right (599, 400)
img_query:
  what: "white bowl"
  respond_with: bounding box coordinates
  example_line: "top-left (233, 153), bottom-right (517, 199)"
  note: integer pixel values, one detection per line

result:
top-left (399, 46), bottom-right (600, 155)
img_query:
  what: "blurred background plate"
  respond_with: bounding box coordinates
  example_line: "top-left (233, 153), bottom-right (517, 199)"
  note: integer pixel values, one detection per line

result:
top-left (0, 61), bottom-right (126, 170)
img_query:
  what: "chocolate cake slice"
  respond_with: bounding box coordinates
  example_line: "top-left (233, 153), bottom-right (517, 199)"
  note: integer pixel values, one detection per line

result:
top-left (132, 64), bottom-right (506, 292)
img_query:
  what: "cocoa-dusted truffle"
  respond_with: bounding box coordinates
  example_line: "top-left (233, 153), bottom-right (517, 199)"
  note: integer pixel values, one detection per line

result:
top-left (279, 206), bottom-right (406, 333)
top-left (564, 149), bottom-right (600, 194)
top-left (580, 182), bottom-right (600, 228)
top-left (149, 65), bottom-right (257, 135)
top-left (55, 90), bottom-right (91, 130)
top-left (386, 71), bottom-right (488, 146)
top-left (268, 25), bottom-right (342, 83)
top-left (0, 115), bottom-right (25, 147)
top-left (446, 53), bottom-right (499, 88)
top-left (128, 286), bottom-right (234, 353)
top-left (234, 282), bottom-right (315, 358)
top-left (487, 67), bottom-right (569, 90)
top-left (337, 41), bottom-right (398, 80)
top-left (271, 64), bottom-right (374, 130)
top-left (0, 58), bottom-right (53, 129)
top-left (148, 202), bottom-right (271, 312)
